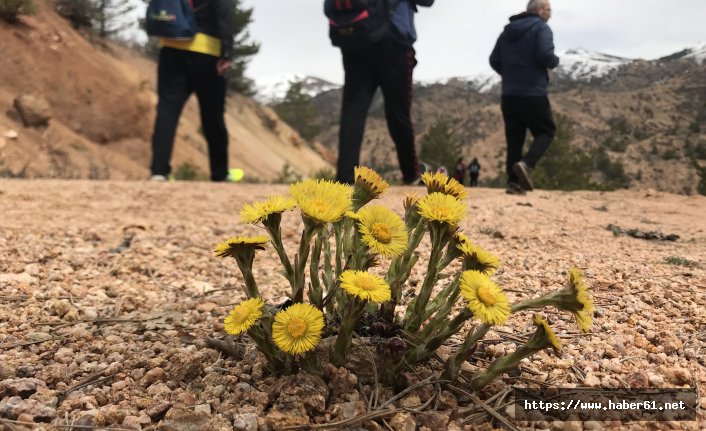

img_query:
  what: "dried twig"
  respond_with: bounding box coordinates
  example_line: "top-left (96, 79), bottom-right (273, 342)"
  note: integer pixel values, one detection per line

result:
top-left (0, 336), bottom-right (62, 350)
top-left (0, 418), bottom-right (134, 430)
top-left (447, 384), bottom-right (521, 431)
top-left (281, 407), bottom-right (402, 430)
top-left (378, 377), bottom-right (445, 410)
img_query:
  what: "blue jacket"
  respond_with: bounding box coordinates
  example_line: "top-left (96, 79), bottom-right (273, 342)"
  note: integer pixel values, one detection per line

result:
top-left (388, 0), bottom-right (434, 47)
top-left (489, 13), bottom-right (559, 97)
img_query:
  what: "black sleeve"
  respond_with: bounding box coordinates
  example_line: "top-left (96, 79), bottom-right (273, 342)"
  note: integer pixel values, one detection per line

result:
top-left (213, 0), bottom-right (235, 59)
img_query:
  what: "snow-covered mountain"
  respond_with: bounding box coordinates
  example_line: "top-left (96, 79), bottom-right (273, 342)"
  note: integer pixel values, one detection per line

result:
top-left (255, 44), bottom-right (706, 100)
top-left (554, 48), bottom-right (633, 81)
top-left (254, 74), bottom-right (341, 103)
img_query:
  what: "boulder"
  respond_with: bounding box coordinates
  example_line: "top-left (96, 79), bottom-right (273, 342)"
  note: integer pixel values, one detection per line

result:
top-left (13, 94), bottom-right (52, 127)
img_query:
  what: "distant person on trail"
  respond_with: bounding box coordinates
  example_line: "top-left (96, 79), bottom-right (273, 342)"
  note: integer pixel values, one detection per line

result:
top-left (331, 0), bottom-right (434, 185)
top-left (453, 157), bottom-right (466, 184)
top-left (149, 0), bottom-right (237, 182)
top-left (468, 157), bottom-right (481, 187)
top-left (489, 0), bottom-right (559, 195)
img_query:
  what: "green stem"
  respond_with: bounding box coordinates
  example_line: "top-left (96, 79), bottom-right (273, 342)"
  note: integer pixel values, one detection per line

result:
top-left (309, 233), bottom-right (324, 308)
top-left (441, 324), bottom-right (489, 382)
top-left (423, 273), bottom-right (461, 322)
top-left (469, 344), bottom-right (543, 391)
top-left (235, 257), bottom-right (260, 299)
top-left (331, 297), bottom-right (366, 367)
top-left (404, 308), bottom-right (472, 366)
top-left (293, 224), bottom-right (317, 303)
top-left (265, 220), bottom-right (295, 286)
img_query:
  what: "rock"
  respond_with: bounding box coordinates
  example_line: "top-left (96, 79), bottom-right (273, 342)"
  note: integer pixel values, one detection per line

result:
top-left (663, 367), bottom-right (691, 385)
top-left (13, 94), bottom-right (52, 128)
top-left (0, 378), bottom-right (47, 399)
top-left (233, 382), bottom-right (268, 407)
top-left (363, 420), bottom-right (385, 431)
top-left (193, 404), bottom-right (211, 414)
top-left (324, 364), bottom-right (358, 400)
top-left (436, 391), bottom-right (458, 410)
top-left (4, 129), bottom-right (18, 139)
top-left (141, 367), bottom-right (167, 387)
top-left (0, 396), bottom-right (56, 422)
top-left (583, 421), bottom-right (603, 430)
top-left (417, 411), bottom-right (449, 430)
top-left (0, 363), bottom-right (15, 380)
top-left (145, 400), bottom-right (172, 420)
top-left (399, 393), bottom-right (421, 408)
top-left (562, 420), bottom-right (583, 431)
top-left (263, 410), bottom-right (310, 429)
top-left (53, 347), bottom-right (74, 364)
top-left (268, 373), bottom-right (329, 416)
top-left (625, 371), bottom-right (649, 388)
top-left (160, 407), bottom-right (210, 431)
top-left (232, 412), bottom-right (258, 431)
top-left (389, 412), bottom-right (416, 431)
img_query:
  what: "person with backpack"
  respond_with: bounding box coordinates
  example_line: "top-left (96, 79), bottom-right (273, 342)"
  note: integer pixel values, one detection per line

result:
top-left (147, 0), bottom-right (237, 182)
top-left (453, 157), bottom-right (466, 185)
top-left (325, 0), bottom-right (434, 185)
top-left (468, 157), bottom-right (481, 187)
top-left (489, 0), bottom-right (559, 195)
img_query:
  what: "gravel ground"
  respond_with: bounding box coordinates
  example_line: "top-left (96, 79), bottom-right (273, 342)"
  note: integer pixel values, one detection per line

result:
top-left (0, 179), bottom-right (704, 431)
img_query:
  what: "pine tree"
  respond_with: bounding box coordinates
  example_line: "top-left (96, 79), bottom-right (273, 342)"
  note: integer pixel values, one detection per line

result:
top-left (93, 0), bottom-right (135, 38)
top-left (272, 81), bottom-right (321, 142)
top-left (228, 0), bottom-right (260, 95)
top-left (532, 113), bottom-right (595, 190)
top-left (419, 117), bottom-right (459, 171)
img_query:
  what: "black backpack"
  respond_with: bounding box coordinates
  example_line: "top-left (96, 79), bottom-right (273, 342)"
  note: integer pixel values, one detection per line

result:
top-left (324, 0), bottom-right (391, 49)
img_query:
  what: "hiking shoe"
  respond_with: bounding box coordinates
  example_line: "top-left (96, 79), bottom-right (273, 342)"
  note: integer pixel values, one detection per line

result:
top-left (150, 174), bottom-right (168, 182)
top-left (227, 168), bottom-right (244, 183)
top-left (512, 161), bottom-right (534, 191)
top-left (505, 182), bottom-right (527, 195)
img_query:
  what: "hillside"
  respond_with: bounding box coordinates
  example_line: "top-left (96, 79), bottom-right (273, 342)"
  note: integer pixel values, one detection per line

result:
top-left (305, 49), bottom-right (706, 194)
top-left (0, 0), bottom-right (330, 182)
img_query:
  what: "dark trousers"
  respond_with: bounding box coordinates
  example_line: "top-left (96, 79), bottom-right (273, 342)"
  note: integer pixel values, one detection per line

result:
top-left (470, 174), bottom-right (479, 187)
top-left (151, 48), bottom-right (229, 181)
top-left (501, 96), bottom-right (555, 184)
top-left (336, 37), bottom-right (419, 184)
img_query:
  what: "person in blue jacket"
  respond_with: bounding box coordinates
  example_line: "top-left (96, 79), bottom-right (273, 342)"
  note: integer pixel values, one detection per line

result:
top-left (490, 0), bottom-right (559, 195)
top-left (336, 0), bottom-right (434, 185)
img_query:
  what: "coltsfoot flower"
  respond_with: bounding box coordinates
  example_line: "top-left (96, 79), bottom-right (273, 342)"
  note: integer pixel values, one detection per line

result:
top-left (460, 270), bottom-right (510, 325)
top-left (533, 314), bottom-right (562, 351)
top-left (353, 167), bottom-right (389, 207)
top-left (416, 193), bottom-right (466, 225)
top-left (272, 303), bottom-right (325, 355)
top-left (421, 172), bottom-right (468, 200)
top-left (240, 195), bottom-right (296, 224)
top-left (224, 298), bottom-right (264, 335)
top-left (567, 268), bottom-right (594, 332)
top-left (290, 179), bottom-right (353, 224)
top-left (339, 270), bottom-right (392, 303)
top-left (457, 241), bottom-right (501, 275)
top-left (356, 205), bottom-right (408, 258)
top-left (214, 236), bottom-right (269, 258)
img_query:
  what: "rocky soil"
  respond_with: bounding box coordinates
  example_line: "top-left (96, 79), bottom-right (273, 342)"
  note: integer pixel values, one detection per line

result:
top-left (0, 179), bottom-right (704, 430)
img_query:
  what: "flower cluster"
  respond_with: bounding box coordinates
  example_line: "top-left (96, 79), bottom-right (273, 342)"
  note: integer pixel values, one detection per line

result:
top-left (214, 168), bottom-right (594, 387)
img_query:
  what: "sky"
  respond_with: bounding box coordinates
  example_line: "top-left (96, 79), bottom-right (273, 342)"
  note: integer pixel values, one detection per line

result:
top-left (240, 0), bottom-right (706, 84)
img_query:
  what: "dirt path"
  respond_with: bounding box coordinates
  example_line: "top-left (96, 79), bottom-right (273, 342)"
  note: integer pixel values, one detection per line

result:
top-left (0, 179), bottom-right (704, 430)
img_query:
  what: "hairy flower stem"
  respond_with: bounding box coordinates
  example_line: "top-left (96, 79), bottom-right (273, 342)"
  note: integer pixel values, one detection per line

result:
top-left (264, 218), bottom-right (294, 286)
top-left (469, 344), bottom-right (542, 391)
top-left (235, 257), bottom-right (260, 299)
top-left (248, 324), bottom-right (286, 374)
top-left (423, 274), bottom-right (461, 323)
top-left (403, 225), bottom-right (447, 333)
top-left (331, 297), bottom-right (366, 367)
top-left (333, 222), bottom-right (344, 276)
top-left (293, 224), bottom-right (318, 303)
top-left (322, 228), bottom-right (335, 315)
top-left (308, 234), bottom-right (324, 308)
top-left (405, 308), bottom-right (472, 366)
top-left (441, 324), bottom-right (489, 382)
top-left (381, 219), bottom-right (425, 322)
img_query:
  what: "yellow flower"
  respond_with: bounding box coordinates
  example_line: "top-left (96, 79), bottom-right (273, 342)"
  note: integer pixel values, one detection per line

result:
top-left (240, 195), bottom-right (296, 224)
top-left (290, 179), bottom-right (353, 224)
top-left (533, 314), bottom-right (562, 351)
top-left (421, 172), bottom-right (468, 200)
top-left (339, 270), bottom-right (392, 303)
top-left (224, 298), bottom-right (264, 335)
top-left (460, 270), bottom-right (510, 325)
top-left (353, 167), bottom-right (389, 207)
top-left (272, 303), bottom-right (325, 355)
top-left (457, 241), bottom-right (501, 275)
top-left (403, 193), bottom-right (421, 212)
top-left (214, 236), bottom-right (269, 258)
top-left (356, 205), bottom-right (408, 258)
top-left (568, 268), bottom-right (594, 332)
top-left (416, 193), bottom-right (466, 225)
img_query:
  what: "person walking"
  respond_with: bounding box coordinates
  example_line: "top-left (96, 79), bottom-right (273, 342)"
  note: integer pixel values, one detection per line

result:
top-left (468, 157), bottom-right (481, 187)
top-left (453, 157), bottom-right (466, 184)
top-left (334, 0), bottom-right (434, 185)
top-left (489, 0), bottom-right (559, 195)
top-left (149, 0), bottom-right (236, 182)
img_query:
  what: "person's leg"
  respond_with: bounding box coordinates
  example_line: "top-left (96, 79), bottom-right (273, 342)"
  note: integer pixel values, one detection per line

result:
top-left (377, 38), bottom-right (419, 184)
top-left (151, 48), bottom-right (192, 177)
top-left (191, 52), bottom-right (229, 181)
top-left (501, 96), bottom-right (527, 184)
top-left (336, 48), bottom-right (377, 184)
top-left (524, 97), bottom-right (556, 168)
